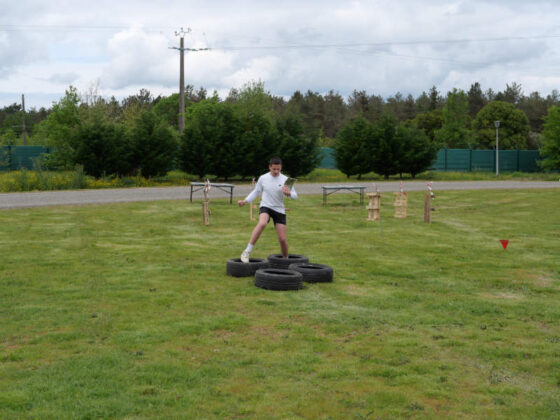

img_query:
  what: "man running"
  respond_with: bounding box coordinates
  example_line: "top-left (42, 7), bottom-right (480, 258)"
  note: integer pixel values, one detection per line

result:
top-left (237, 157), bottom-right (298, 263)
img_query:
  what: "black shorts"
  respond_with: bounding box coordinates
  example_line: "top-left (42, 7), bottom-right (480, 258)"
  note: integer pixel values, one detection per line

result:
top-left (259, 207), bottom-right (286, 225)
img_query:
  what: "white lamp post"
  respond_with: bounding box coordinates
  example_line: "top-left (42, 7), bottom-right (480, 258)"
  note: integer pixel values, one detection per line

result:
top-left (494, 121), bottom-right (500, 176)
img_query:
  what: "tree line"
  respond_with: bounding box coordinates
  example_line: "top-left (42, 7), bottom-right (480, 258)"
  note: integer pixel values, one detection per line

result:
top-left (1, 81), bottom-right (559, 177)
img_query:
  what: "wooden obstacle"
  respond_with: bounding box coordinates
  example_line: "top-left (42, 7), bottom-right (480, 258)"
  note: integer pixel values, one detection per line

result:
top-left (424, 182), bottom-right (435, 223)
top-left (393, 191), bottom-right (408, 218)
top-left (202, 179), bottom-right (210, 226)
top-left (424, 194), bottom-right (432, 223)
top-left (366, 192), bottom-right (381, 221)
top-left (250, 178), bottom-right (257, 221)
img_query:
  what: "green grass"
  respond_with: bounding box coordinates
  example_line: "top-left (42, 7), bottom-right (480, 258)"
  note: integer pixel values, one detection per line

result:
top-left (1, 168), bottom-right (558, 192)
top-left (1, 190), bottom-right (559, 419)
top-left (299, 168), bottom-right (560, 182)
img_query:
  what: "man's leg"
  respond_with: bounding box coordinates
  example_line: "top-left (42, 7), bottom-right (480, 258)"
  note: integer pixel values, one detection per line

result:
top-left (249, 212), bottom-right (270, 245)
top-left (275, 222), bottom-right (288, 257)
top-left (241, 212), bottom-right (270, 262)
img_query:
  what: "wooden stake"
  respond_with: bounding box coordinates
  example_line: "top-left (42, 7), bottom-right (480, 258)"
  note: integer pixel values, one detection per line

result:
top-left (393, 191), bottom-right (408, 218)
top-left (203, 179), bottom-right (210, 226)
top-left (203, 200), bottom-right (210, 225)
top-left (424, 194), bottom-right (432, 223)
top-left (249, 177), bottom-right (256, 220)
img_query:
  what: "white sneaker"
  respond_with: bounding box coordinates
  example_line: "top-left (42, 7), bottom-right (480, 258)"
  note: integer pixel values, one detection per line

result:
top-left (241, 250), bottom-right (250, 263)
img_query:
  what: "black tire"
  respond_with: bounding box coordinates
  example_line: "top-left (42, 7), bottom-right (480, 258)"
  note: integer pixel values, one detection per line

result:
top-left (254, 268), bottom-right (303, 291)
top-left (267, 254), bottom-right (309, 269)
top-left (289, 263), bottom-right (333, 283)
top-left (226, 258), bottom-right (270, 277)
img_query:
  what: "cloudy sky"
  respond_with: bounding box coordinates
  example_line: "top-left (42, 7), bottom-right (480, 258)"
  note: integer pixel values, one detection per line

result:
top-left (1, 0), bottom-right (560, 109)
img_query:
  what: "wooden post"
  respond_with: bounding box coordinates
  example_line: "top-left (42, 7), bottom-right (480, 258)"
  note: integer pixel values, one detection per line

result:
top-left (424, 181), bottom-right (435, 223)
top-left (203, 200), bottom-right (209, 225)
top-left (424, 194), bottom-right (431, 223)
top-left (249, 177), bottom-right (256, 220)
top-left (393, 184), bottom-right (408, 218)
top-left (366, 192), bottom-right (381, 221)
top-left (203, 179), bottom-right (210, 226)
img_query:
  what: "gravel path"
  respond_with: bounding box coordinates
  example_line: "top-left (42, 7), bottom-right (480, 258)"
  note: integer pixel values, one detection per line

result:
top-left (0, 180), bottom-right (558, 209)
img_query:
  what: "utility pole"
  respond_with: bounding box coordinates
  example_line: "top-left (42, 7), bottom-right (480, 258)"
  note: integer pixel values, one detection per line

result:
top-left (169, 27), bottom-right (210, 134)
top-left (21, 94), bottom-right (27, 145)
top-left (494, 120), bottom-right (500, 176)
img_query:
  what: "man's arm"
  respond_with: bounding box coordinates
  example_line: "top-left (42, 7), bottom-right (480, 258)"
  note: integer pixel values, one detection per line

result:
top-left (282, 185), bottom-right (298, 199)
top-left (238, 177), bottom-right (263, 207)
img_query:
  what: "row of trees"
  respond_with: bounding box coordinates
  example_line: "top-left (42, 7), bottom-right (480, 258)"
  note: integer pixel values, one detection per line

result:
top-left (32, 85), bottom-right (320, 179)
top-left (3, 81), bottom-right (560, 149)
top-left (2, 82), bottom-right (559, 178)
top-left (335, 115), bottom-right (437, 179)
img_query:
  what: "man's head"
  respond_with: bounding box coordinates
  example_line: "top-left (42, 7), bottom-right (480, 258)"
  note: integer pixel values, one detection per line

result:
top-left (269, 157), bottom-right (282, 176)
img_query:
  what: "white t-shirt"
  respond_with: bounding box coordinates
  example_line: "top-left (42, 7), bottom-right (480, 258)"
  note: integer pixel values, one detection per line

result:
top-left (244, 172), bottom-right (298, 214)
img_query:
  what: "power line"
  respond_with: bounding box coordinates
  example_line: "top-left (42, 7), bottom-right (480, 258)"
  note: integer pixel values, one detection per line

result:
top-left (336, 47), bottom-right (486, 66)
top-left (0, 24), bottom-right (175, 33)
top-left (213, 34), bottom-right (560, 51)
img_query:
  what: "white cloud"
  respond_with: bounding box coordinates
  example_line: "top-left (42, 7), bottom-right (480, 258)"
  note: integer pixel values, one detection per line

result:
top-left (102, 28), bottom-right (176, 89)
top-left (2, 0), bottom-right (560, 108)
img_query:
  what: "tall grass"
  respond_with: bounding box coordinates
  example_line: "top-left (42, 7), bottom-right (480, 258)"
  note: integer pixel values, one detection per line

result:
top-left (1, 189), bottom-right (559, 418)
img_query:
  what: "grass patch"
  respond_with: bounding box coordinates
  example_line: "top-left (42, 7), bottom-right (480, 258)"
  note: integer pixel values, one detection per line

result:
top-left (1, 190), bottom-right (560, 418)
top-left (300, 168), bottom-right (560, 182)
top-left (1, 168), bottom-right (558, 192)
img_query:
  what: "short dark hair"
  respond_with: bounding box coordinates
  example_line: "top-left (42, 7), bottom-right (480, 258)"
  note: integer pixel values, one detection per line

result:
top-left (269, 157), bottom-right (282, 165)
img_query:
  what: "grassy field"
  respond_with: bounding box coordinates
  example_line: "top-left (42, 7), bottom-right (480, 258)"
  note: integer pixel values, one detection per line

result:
top-left (1, 168), bottom-right (558, 192)
top-left (1, 189), bottom-right (559, 419)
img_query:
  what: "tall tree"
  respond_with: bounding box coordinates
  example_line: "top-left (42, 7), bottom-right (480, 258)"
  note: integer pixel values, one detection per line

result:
top-left (416, 91), bottom-right (431, 113)
top-left (31, 86), bottom-right (82, 168)
top-left (347, 90), bottom-right (384, 123)
top-left (496, 82), bottom-right (523, 105)
top-left (276, 113), bottom-right (320, 178)
top-left (518, 91), bottom-right (549, 134)
top-left (72, 117), bottom-right (132, 177)
top-left (179, 101), bottom-right (241, 179)
top-left (370, 114), bottom-right (402, 179)
top-left (152, 94), bottom-right (180, 129)
top-left (234, 110), bottom-right (277, 179)
top-left (435, 89), bottom-right (472, 148)
top-left (467, 82), bottom-right (486, 118)
top-left (129, 111), bottom-right (178, 177)
top-left (232, 81), bottom-right (275, 122)
top-left (410, 110), bottom-right (443, 142)
top-left (397, 125), bottom-right (438, 178)
top-left (473, 101), bottom-right (530, 149)
top-left (428, 86), bottom-right (443, 111)
top-left (322, 90), bottom-right (346, 139)
top-left (539, 106), bottom-right (560, 170)
top-left (334, 115), bottom-right (374, 178)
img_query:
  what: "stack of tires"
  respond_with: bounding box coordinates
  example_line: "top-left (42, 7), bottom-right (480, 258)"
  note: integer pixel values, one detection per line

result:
top-left (226, 254), bottom-right (333, 291)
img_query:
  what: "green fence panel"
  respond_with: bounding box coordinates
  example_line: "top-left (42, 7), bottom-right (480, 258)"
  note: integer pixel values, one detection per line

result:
top-left (431, 149), bottom-right (446, 170)
top-left (0, 146), bottom-right (10, 171)
top-left (433, 148), bottom-right (542, 173)
top-left (0, 146), bottom-right (50, 172)
top-left (319, 147), bottom-right (336, 169)
top-left (519, 150), bottom-right (540, 172)
top-left (0, 146), bottom-right (542, 173)
top-left (10, 146), bottom-right (49, 170)
top-left (471, 150), bottom-right (494, 171)
top-left (500, 150), bottom-right (518, 172)
top-left (446, 149), bottom-right (472, 171)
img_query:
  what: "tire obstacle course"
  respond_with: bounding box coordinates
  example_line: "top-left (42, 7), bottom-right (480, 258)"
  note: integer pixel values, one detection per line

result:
top-left (226, 254), bottom-right (333, 291)
top-left (226, 182), bottom-right (439, 290)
